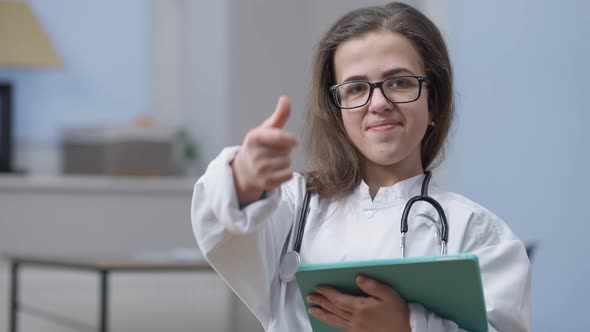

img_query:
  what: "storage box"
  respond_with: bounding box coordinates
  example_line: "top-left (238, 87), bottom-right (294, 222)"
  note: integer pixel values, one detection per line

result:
top-left (61, 126), bottom-right (176, 176)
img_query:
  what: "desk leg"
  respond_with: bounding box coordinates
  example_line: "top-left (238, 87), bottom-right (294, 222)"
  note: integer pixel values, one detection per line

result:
top-left (98, 270), bottom-right (109, 332)
top-left (8, 261), bottom-right (19, 332)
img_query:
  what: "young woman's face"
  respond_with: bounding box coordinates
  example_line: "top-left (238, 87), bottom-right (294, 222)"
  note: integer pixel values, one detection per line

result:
top-left (333, 30), bottom-right (430, 172)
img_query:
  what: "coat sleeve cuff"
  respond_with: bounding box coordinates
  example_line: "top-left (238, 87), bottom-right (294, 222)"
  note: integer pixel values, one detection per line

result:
top-left (409, 303), bottom-right (428, 331)
top-left (201, 146), bottom-right (281, 234)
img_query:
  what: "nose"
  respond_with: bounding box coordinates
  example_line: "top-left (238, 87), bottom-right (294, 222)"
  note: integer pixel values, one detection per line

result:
top-left (368, 86), bottom-right (392, 113)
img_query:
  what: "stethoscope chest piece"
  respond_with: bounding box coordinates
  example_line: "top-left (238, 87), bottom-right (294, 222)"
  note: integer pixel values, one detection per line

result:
top-left (279, 250), bottom-right (300, 282)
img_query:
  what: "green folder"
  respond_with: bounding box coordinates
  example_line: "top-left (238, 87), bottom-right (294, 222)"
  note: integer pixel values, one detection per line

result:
top-left (295, 254), bottom-right (488, 332)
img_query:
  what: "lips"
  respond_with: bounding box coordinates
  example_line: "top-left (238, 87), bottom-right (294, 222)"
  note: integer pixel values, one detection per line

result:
top-left (367, 120), bottom-right (401, 131)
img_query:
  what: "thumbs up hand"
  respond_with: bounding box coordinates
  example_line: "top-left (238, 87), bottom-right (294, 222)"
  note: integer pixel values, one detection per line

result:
top-left (232, 96), bottom-right (299, 205)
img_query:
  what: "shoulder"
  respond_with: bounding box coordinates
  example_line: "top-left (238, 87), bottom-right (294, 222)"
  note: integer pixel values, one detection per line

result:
top-left (437, 191), bottom-right (495, 218)
top-left (434, 191), bottom-right (521, 249)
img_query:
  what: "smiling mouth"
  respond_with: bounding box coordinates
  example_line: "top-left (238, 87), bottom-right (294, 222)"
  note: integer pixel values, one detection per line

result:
top-left (367, 122), bottom-right (400, 132)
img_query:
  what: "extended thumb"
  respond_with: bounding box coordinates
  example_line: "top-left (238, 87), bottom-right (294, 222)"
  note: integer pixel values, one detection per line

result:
top-left (263, 96), bottom-right (291, 129)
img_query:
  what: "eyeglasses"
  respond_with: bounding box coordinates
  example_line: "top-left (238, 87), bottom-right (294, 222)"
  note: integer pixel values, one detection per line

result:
top-left (330, 75), bottom-right (429, 110)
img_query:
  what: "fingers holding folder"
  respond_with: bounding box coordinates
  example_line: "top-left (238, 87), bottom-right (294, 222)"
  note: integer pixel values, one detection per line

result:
top-left (307, 275), bottom-right (410, 332)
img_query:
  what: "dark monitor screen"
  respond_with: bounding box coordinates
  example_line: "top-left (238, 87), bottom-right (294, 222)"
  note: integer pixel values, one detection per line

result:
top-left (0, 90), bottom-right (4, 154)
top-left (0, 83), bottom-right (12, 172)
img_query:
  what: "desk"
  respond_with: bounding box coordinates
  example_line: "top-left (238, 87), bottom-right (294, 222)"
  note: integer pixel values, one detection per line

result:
top-left (6, 253), bottom-right (213, 332)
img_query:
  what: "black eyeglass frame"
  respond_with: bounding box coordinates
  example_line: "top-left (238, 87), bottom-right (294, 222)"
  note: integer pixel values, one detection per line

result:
top-left (329, 75), bottom-right (430, 110)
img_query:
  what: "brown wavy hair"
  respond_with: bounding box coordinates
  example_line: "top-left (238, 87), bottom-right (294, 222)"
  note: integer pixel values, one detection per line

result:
top-left (304, 2), bottom-right (454, 199)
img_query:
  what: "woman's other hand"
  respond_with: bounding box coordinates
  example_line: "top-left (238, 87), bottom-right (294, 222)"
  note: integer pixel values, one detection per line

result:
top-left (307, 276), bottom-right (411, 332)
top-left (232, 96), bottom-right (299, 205)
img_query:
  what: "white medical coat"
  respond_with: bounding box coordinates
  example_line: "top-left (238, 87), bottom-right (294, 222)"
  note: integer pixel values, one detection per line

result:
top-left (191, 147), bottom-right (531, 332)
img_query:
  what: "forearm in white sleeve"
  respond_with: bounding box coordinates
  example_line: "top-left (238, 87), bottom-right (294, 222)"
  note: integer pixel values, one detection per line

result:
top-left (409, 303), bottom-right (469, 332)
top-left (191, 147), bottom-right (295, 329)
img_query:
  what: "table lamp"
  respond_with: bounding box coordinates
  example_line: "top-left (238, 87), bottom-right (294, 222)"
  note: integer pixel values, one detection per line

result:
top-left (0, 0), bottom-right (62, 173)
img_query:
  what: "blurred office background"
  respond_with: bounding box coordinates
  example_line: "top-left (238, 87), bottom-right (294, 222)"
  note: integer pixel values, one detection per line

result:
top-left (0, 0), bottom-right (588, 331)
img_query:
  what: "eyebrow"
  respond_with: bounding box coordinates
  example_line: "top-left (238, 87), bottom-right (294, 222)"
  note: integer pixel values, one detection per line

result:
top-left (341, 67), bottom-right (418, 83)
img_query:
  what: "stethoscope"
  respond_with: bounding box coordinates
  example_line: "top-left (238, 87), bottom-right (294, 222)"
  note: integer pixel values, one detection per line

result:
top-left (278, 171), bottom-right (449, 283)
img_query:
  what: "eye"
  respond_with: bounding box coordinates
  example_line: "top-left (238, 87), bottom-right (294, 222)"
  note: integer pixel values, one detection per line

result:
top-left (385, 77), bottom-right (415, 89)
top-left (343, 82), bottom-right (368, 95)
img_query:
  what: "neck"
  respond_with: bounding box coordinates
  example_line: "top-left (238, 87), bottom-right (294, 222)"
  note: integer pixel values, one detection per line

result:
top-left (363, 155), bottom-right (424, 199)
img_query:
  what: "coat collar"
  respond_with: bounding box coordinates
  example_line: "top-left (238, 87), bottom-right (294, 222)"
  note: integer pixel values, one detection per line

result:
top-left (354, 173), bottom-right (427, 207)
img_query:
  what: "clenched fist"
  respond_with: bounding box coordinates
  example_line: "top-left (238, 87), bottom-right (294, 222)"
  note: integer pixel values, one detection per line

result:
top-left (232, 96), bottom-right (299, 205)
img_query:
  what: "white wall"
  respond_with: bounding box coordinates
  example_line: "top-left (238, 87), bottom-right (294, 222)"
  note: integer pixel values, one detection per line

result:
top-left (227, 0), bottom-right (310, 171)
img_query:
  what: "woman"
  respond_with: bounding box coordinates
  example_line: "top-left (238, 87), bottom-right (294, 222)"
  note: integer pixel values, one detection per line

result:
top-left (191, 2), bottom-right (530, 331)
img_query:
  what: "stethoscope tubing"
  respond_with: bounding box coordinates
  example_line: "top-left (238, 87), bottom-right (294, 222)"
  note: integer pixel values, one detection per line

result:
top-left (279, 171), bottom-right (449, 283)
top-left (400, 171), bottom-right (448, 257)
top-left (294, 190), bottom-right (312, 253)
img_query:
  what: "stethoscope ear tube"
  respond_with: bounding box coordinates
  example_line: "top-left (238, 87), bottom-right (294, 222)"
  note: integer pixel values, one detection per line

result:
top-left (400, 171), bottom-right (449, 257)
top-left (293, 190), bottom-right (312, 253)
top-left (401, 195), bottom-right (448, 243)
top-left (279, 189), bottom-right (312, 283)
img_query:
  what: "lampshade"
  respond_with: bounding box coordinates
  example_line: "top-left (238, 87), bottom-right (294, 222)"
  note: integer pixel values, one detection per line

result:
top-left (0, 0), bottom-right (62, 68)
